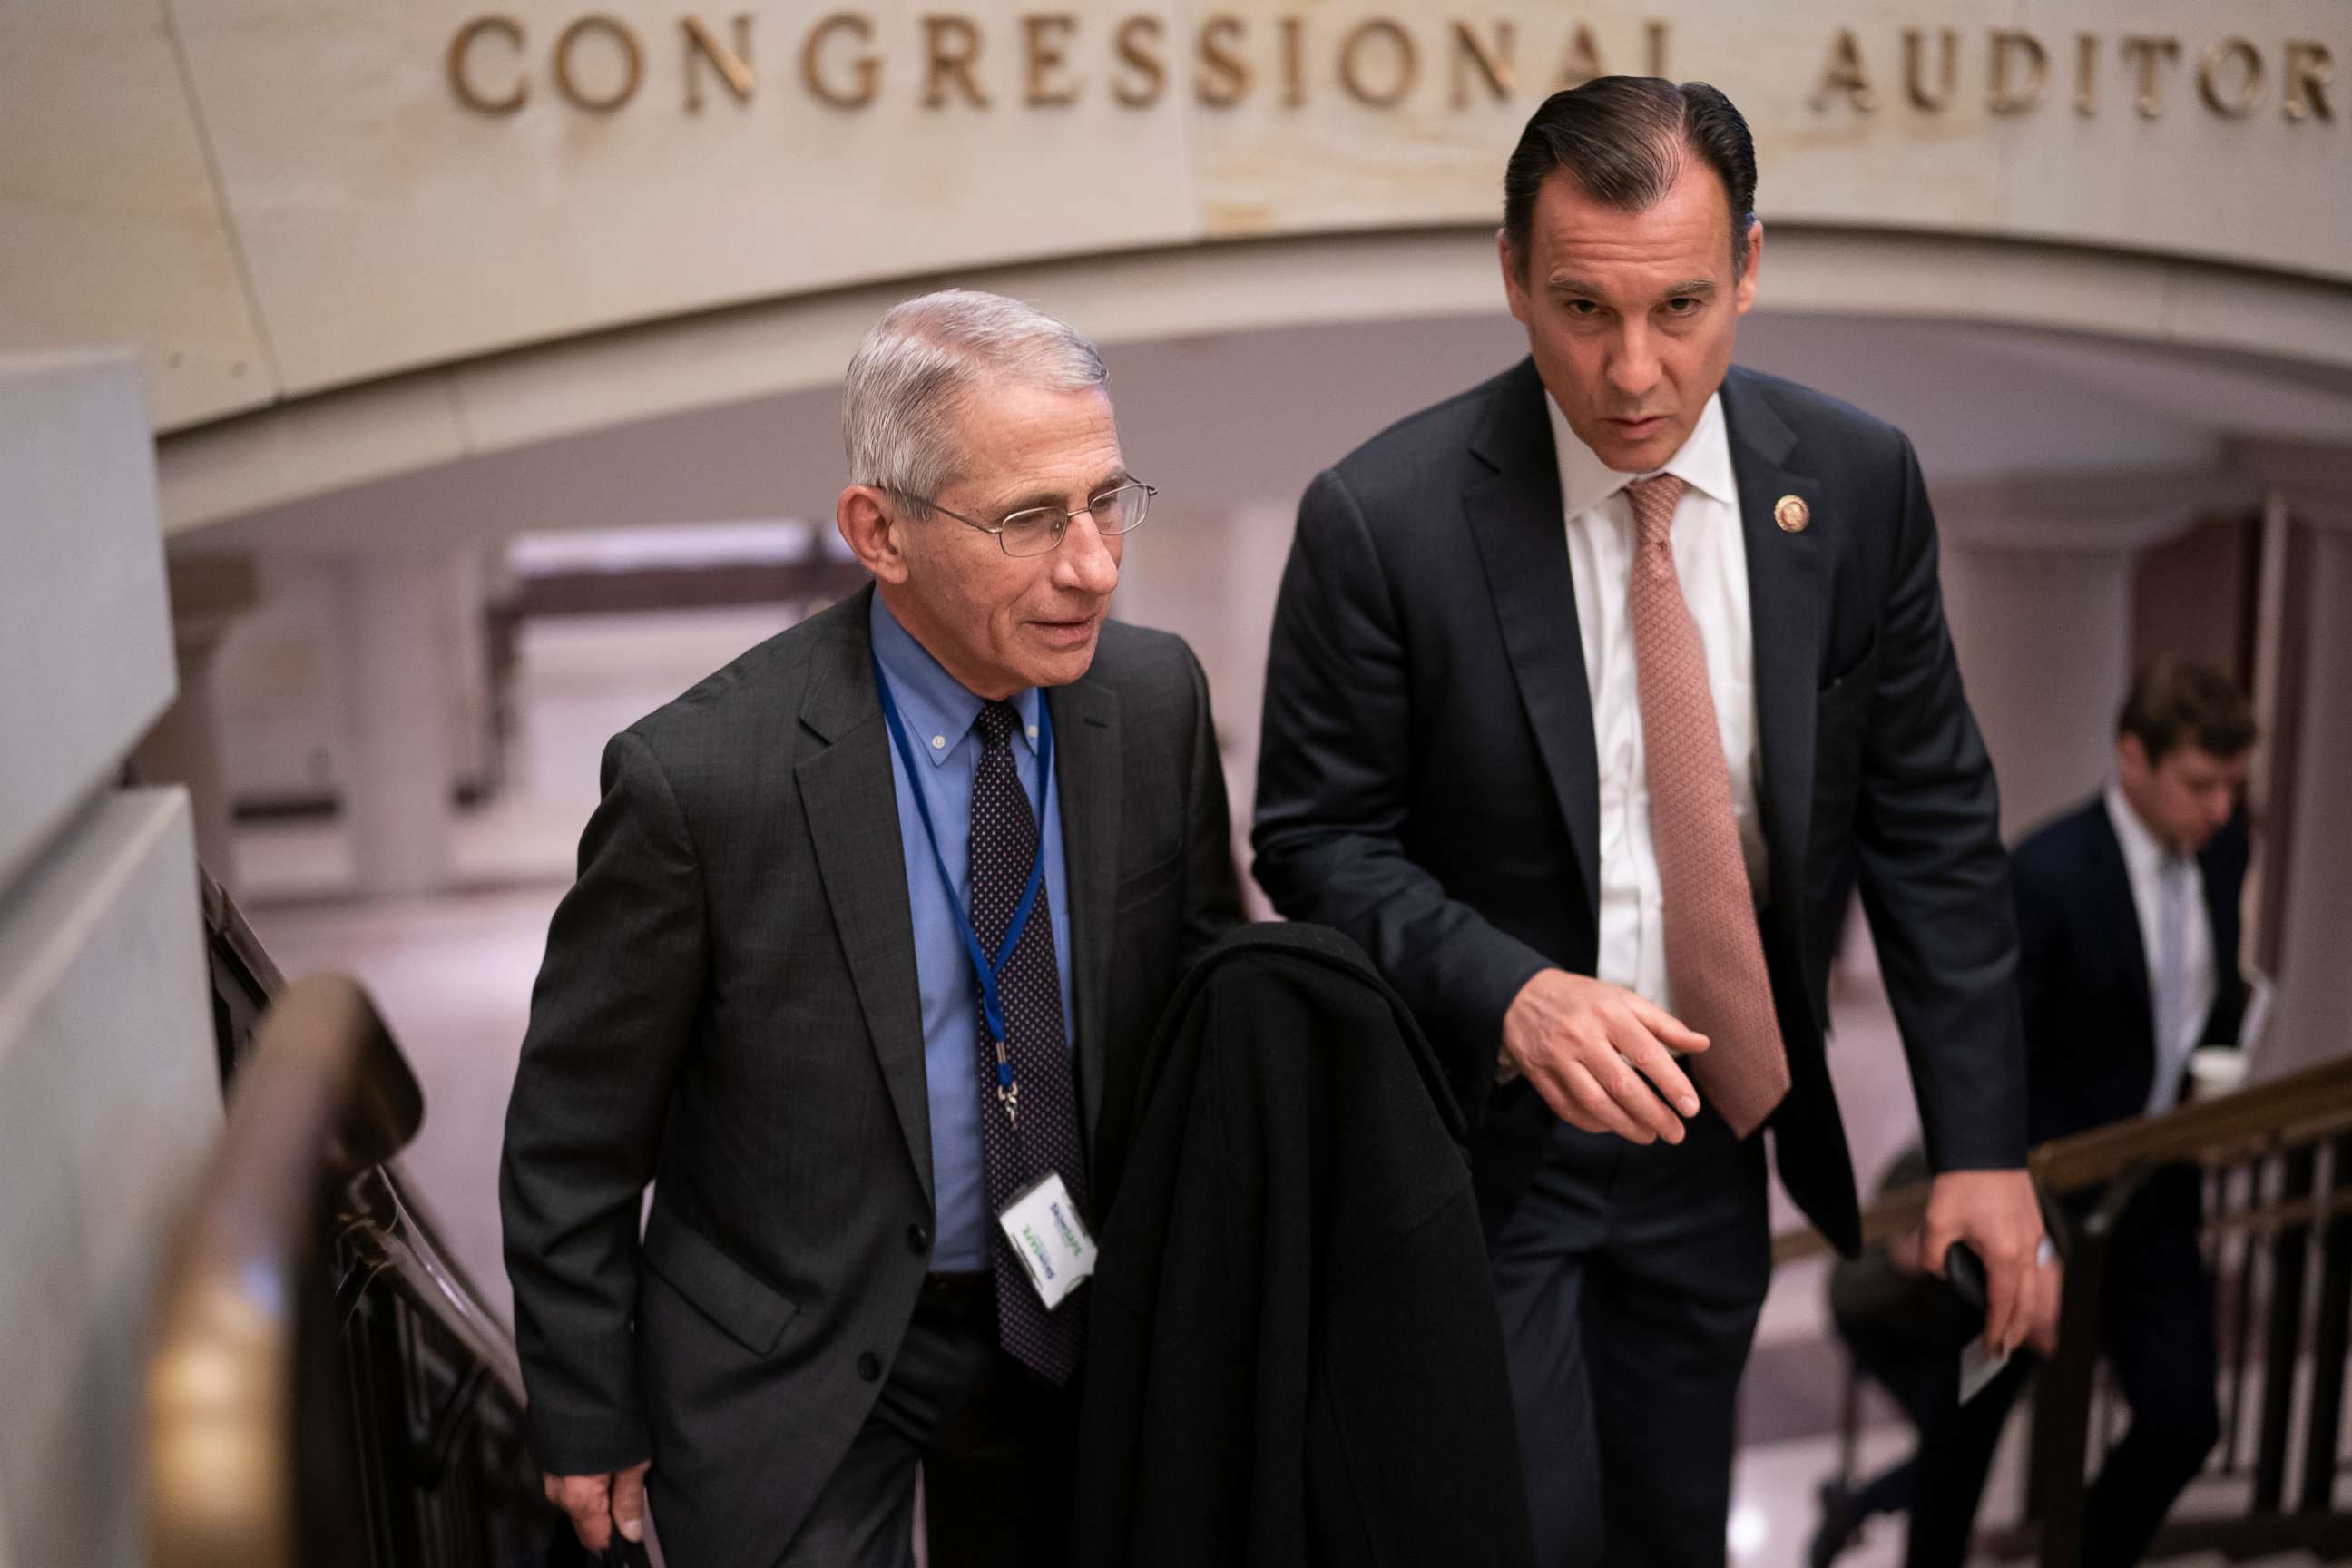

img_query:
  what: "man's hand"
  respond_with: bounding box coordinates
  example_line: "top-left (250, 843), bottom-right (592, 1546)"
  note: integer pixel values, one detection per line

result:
top-left (2024, 1256), bottom-right (2064, 1359)
top-left (1921, 1169), bottom-right (2043, 1357)
top-left (545, 1461), bottom-right (652, 1552)
top-left (1502, 969), bottom-right (1710, 1145)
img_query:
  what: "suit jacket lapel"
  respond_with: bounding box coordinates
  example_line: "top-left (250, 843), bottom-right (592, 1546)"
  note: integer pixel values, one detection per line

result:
top-left (795, 587), bottom-right (934, 1205)
top-left (1721, 368), bottom-right (1830, 941)
top-left (1463, 359), bottom-right (1602, 919)
top-left (1048, 676), bottom-right (1121, 1157)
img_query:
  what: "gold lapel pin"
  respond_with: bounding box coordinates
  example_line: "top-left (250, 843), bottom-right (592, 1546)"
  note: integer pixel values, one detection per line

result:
top-left (1774, 495), bottom-right (1810, 534)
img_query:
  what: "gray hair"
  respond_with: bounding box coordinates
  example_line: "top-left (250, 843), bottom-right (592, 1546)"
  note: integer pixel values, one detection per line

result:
top-left (843, 289), bottom-right (1108, 507)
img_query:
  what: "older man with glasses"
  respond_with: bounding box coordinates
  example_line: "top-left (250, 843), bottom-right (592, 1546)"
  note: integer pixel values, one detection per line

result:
top-left (502, 289), bottom-right (1241, 1568)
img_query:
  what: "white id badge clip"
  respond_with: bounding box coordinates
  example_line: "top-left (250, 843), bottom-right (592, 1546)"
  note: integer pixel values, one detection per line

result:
top-left (995, 1171), bottom-right (1097, 1310)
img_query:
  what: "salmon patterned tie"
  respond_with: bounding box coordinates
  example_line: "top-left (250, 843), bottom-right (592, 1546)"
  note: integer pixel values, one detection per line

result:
top-left (1623, 473), bottom-right (1791, 1137)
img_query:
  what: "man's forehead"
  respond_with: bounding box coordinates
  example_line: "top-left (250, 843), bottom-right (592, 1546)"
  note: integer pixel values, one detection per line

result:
top-left (1531, 169), bottom-right (1733, 269)
top-left (962, 444), bottom-right (1129, 511)
top-left (948, 387), bottom-right (1119, 474)
top-left (2166, 745), bottom-right (2251, 779)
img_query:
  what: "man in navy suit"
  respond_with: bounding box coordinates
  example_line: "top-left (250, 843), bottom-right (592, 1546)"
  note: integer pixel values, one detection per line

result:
top-left (1254, 76), bottom-right (2045, 1568)
top-left (1906, 656), bottom-right (2257, 1568)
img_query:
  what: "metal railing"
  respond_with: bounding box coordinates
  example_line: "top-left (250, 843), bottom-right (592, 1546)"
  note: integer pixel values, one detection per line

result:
top-left (1781, 1054), bottom-right (2352, 1565)
top-left (148, 874), bottom-right (556, 1567)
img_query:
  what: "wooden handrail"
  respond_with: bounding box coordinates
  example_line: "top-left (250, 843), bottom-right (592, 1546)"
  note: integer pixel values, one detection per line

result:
top-left (1775, 1054), bottom-right (2352, 1266)
top-left (144, 974), bottom-right (423, 1568)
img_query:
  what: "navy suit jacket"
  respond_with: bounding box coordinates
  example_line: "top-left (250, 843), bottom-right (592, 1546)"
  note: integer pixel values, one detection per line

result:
top-left (2011, 796), bottom-right (2249, 1146)
top-left (1253, 359), bottom-right (2028, 1255)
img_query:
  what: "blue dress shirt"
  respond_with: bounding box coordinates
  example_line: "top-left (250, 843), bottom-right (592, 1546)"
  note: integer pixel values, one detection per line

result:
top-left (870, 594), bottom-right (1077, 1271)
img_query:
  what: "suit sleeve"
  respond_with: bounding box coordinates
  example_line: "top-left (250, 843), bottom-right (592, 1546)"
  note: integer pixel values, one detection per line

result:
top-left (1852, 434), bottom-right (2030, 1173)
top-left (499, 728), bottom-right (706, 1475)
top-left (2009, 847), bottom-right (2063, 1067)
top-left (1252, 466), bottom-right (1552, 1094)
top-left (1179, 643), bottom-right (1245, 971)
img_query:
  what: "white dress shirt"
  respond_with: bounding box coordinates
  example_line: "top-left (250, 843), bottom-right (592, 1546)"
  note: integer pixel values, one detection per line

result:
top-left (1546, 389), bottom-right (1766, 1020)
top-left (2104, 783), bottom-right (2215, 1114)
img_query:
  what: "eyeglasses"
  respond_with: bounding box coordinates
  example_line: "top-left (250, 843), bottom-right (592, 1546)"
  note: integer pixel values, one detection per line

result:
top-left (893, 481), bottom-right (1156, 558)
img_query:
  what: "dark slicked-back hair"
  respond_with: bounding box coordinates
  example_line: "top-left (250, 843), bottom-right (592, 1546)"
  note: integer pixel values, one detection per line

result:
top-left (2118, 655), bottom-right (2258, 764)
top-left (1504, 76), bottom-right (1759, 276)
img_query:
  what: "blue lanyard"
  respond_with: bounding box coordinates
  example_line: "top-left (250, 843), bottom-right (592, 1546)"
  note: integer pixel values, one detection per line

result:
top-left (871, 654), bottom-right (1055, 1095)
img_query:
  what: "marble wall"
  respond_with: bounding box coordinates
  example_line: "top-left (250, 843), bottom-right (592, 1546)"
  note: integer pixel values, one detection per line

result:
top-left (0, 353), bottom-right (221, 1565)
top-left (0, 351), bottom-right (176, 892)
top-left (4, 0), bottom-right (2345, 434)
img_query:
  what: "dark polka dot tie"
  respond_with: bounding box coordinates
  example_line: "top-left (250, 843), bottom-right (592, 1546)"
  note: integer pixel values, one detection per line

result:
top-left (969, 700), bottom-right (1088, 1385)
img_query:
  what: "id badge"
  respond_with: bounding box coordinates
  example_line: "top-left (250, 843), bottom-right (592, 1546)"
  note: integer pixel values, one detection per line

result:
top-left (995, 1171), bottom-right (1097, 1310)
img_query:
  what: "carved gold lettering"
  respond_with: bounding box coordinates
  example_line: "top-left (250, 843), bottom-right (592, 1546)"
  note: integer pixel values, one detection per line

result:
top-left (1023, 13), bottom-right (1079, 106)
top-left (1197, 15), bottom-right (1250, 108)
top-left (2196, 38), bottom-right (2261, 117)
top-left (1450, 20), bottom-right (1514, 108)
top-left (681, 15), bottom-right (753, 113)
top-left (1811, 28), bottom-right (1878, 112)
top-left (449, 15), bottom-right (528, 115)
top-left (554, 15), bottom-right (643, 112)
top-left (923, 14), bottom-right (990, 108)
top-left (1339, 18), bottom-right (1416, 107)
top-left (2120, 34), bottom-right (2180, 119)
top-left (802, 13), bottom-right (878, 108)
top-left (1556, 24), bottom-right (1605, 90)
top-left (1903, 28), bottom-right (1956, 111)
top-left (1112, 15), bottom-right (1166, 107)
top-left (1988, 30), bottom-right (2046, 113)
top-left (2284, 40), bottom-right (2334, 122)
top-left (1279, 15), bottom-right (1306, 107)
top-left (447, 10), bottom-right (2345, 133)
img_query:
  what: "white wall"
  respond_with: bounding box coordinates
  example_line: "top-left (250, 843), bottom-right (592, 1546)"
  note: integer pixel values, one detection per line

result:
top-left (0, 351), bottom-right (175, 892)
top-left (0, 351), bottom-right (220, 1566)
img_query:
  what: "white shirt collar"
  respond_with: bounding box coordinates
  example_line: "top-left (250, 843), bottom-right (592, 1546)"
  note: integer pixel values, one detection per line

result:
top-left (2105, 779), bottom-right (2181, 873)
top-left (1545, 387), bottom-right (1737, 522)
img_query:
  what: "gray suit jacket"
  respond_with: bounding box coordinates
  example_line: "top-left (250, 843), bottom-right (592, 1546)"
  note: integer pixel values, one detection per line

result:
top-left (500, 584), bottom-right (1240, 1565)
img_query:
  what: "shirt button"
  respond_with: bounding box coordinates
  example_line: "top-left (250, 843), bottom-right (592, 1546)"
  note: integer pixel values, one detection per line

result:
top-left (907, 1223), bottom-right (931, 1254)
top-left (857, 1351), bottom-right (883, 1383)
top-left (930, 735), bottom-right (946, 750)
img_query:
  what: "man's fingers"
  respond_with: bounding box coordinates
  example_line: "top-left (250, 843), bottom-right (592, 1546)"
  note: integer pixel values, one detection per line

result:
top-left (1561, 1061), bottom-right (1657, 1145)
top-left (1520, 1049), bottom-right (1621, 1140)
top-left (1980, 1252), bottom-right (2019, 1354)
top-left (1968, 1238), bottom-right (2040, 1355)
top-left (568, 1502), bottom-right (612, 1553)
top-left (2004, 1244), bottom-right (2040, 1354)
top-left (1629, 995), bottom-right (1710, 1056)
top-left (557, 1477), bottom-right (613, 1552)
top-left (612, 1463), bottom-right (651, 1544)
top-left (1919, 1215), bottom-right (1956, 1279)
top-left (1605, 1014), bottom-right (1702, 1122)
top-left (1594, 1042), bottom-right (1687, 1143)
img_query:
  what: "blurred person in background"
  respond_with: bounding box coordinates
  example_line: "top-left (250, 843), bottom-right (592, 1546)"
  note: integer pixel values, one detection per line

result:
top-left (1906, 657), bottom-right (2256, 1568)
top-left (502, 289), bottom-right (1240, 1568)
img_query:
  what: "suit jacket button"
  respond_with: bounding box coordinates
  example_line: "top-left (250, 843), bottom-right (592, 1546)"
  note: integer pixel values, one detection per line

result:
top-left (907, 1223), bottom-right (931, 1254)
top-left (857, 1352), bottom-right (883, 1383)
